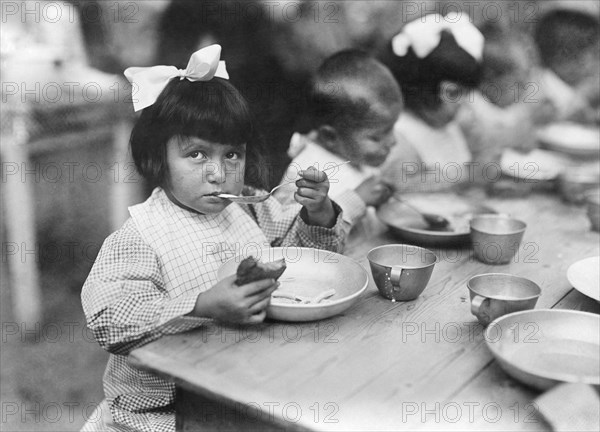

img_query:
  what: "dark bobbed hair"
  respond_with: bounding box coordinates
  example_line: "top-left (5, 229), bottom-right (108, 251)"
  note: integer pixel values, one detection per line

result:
top-left (534, 9), bottom-right (599, 67)
top-left (130, 77), bottom-right (267, 189)
top-left (304, 49), bottom-right (402, 132)
top-left (382, 30), bottom-right (482, 112)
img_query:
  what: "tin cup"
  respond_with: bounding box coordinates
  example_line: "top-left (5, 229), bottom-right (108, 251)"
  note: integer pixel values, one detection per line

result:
top-left (467, 273), bottom-right (541, 326)
top-left (470, 215), bottom-right (527, 265)
top-left (367, 244), bottom-right (438, 301)
top-left (557, 170), bottom-right (600, 204)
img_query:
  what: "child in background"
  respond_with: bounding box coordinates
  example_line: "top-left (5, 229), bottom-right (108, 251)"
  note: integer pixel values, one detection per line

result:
top-left (274, 50), bottom-right (403, 236)
top-left (534, 5), bottom-right (600, 125)
top-left (456, 33), bottom-right (556, 167)
top-left (81, 45), bottom-right (347, 432)
top-left (379, 12), bottom-right (484, 192)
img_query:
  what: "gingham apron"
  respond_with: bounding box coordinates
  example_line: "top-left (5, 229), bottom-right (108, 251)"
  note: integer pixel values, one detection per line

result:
top-left (129, 188), bottom-right (270, 295)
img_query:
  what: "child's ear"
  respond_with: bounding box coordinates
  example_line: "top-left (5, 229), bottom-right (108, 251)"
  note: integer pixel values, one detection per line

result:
top-left (316, 125), bottom-right (340, 149)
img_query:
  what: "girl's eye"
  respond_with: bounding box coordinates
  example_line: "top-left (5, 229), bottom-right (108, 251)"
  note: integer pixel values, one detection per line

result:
top-left (225, 152), bottom-right (241, 160)
top-left (189, 151), bottom-right (206, 160)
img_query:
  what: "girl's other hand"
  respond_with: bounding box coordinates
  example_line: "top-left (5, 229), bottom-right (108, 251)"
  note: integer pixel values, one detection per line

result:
top-left (192, 275), bottom-right (278, 324)
top-left (355, 177), bottom-right (393, 207)
top-left (295, 166), bottom-right (336, 228)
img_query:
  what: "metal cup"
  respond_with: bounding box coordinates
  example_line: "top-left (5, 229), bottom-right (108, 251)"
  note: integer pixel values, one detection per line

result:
top-left (470, 215), bottom-right (527, 265)
top-left (467, 273), bottom-right (541, 326)
top-left (557, 170), bottom-right (600, 204)
top-left (367, 244), bottom-right (438, 301)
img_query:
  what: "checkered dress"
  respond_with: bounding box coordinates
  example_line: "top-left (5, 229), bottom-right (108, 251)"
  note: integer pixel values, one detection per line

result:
top-left (81, 187), bottom-right (348, 432)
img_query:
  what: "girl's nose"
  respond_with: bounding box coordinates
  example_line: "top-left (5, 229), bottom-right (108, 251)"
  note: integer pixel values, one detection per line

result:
top-left (205, 161), bottom-right (226, 183)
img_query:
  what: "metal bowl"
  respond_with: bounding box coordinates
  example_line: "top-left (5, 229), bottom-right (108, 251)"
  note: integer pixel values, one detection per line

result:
top-left (485, 309), bottom-right (600, 390)
top-left (217, 247), bottom-right (368, 322)
top-left (567, 256), bottom-right (600, 302)
top-left (377, 194), bottom-right (496, 248)
top-left (536, 122), bottom-right (600, 158)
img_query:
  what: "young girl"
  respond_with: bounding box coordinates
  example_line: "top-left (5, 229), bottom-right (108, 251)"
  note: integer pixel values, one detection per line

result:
top-left (379, 12), bottom-right (484, 193)
top-left (80, 45), bottom-right (347, 432)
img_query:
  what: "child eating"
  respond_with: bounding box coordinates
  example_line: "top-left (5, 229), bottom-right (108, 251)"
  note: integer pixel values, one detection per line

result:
top-left (534, 5), bottom-right (599, 124)
top-left (274, 49), bottom-right (403, 236)
top-left (379, 12), bottom-right (484, 192)
top-left (80, 45), bottom-right (348, 432)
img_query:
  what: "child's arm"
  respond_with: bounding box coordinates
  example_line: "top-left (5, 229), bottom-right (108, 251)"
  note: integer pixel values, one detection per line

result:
top-left (294, 166), bottom-right (337, 227)
top-left (354, 177), bottom-right (393, 208)
top-left (246, 168), bottom-right (350, 252)
top-left (81, 220), bottom-right (211, 355)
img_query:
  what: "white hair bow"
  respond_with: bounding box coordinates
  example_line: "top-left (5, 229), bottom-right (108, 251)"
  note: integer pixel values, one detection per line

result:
top-left (392, 12), bottom-right (484, 62)
top-left (124, 44), bottom-right (229, 112)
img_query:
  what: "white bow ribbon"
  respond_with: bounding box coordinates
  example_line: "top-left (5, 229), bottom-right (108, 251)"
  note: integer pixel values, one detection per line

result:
top-left (392, 12), bottom-right (484, 62)
top-left (124, 44), bottom-right (229, 112)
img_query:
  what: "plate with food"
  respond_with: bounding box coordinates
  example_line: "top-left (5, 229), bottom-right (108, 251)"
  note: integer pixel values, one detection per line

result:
top-left (376, 193), bottom-right (496, 247)
top-left (486, 309), bottom-right (600, 390)
top-left (217, 247), bottom-right (368, 322)
top-left (536, 122), bottom-right (600, 158)
top-left (500, 148), bottom-right (566, 181)
top-left (567, 256), bottom-right (600, 302)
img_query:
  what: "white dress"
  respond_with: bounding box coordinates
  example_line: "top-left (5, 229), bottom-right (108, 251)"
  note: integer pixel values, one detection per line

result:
top-left (381, 112), bottom-right (473, 193)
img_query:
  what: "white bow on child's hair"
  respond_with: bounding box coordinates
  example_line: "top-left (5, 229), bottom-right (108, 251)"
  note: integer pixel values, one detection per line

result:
top-left (124, 44), bottom-right (229, 111)
top-left (392, 12), bottom-right (484, 62)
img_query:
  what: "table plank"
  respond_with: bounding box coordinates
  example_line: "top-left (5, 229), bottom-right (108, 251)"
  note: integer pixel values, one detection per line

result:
top-left (129, 194), bottom-right (599, 431)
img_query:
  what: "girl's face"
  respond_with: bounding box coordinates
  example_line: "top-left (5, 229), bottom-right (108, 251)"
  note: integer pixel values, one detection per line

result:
top-left (165, 136), bottom-right (246, 214)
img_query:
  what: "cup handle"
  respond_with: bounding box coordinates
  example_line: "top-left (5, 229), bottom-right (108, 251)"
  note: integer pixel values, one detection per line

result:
top-left (471, 295), bottom-right (489, 317)
top-left (390, 266), bottom-right (404, 288)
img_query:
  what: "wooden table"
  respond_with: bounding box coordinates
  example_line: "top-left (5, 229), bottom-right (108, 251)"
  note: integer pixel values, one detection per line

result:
top-left (130, 193), bottom-right (599, 431)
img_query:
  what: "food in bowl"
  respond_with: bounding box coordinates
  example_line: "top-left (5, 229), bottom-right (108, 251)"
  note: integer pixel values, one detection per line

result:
top-left (235, 256), bottom-right (287, 285)
top-left (271, 288), bottom-right (336, 304)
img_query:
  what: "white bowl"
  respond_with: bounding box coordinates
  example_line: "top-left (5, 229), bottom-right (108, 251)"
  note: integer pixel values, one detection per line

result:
top-left (217, 247), bottom-right (368, 322)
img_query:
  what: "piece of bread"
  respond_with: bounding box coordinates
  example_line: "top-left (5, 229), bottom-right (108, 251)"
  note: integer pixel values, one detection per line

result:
top-left (235, 256), bottom-right (287, 286)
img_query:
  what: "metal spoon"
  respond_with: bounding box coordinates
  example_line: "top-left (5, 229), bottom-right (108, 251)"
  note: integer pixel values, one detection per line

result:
top-left (391, 194), bottom-right (451, 230)
top-left (216, 161), bottom-right (351, 204)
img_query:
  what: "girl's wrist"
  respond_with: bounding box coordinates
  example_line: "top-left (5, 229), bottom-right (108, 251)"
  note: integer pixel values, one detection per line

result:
top-left (189, 292), bottom-right (214, 319)
top-left (304, 199), bottom-right (336, 228)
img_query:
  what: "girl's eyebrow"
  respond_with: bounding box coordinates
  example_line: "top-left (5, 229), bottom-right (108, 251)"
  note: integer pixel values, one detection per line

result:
top-left (178, 139), bottom-right (208, 153)
top-left (178, 139), bottom-right (246, 154)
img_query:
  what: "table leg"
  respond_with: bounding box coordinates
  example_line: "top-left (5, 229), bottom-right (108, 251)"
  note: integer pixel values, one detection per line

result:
top-left (2, 136), bottom-right (41, 325)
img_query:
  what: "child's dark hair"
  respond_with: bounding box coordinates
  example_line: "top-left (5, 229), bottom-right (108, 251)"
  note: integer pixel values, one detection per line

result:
top-left (303, 49), bottom-right (401, 132)
top-left (534, 9), bottom-right (599, 68)
top-left (130, 77), bottom-right (267, 189)
top-left (383, 30), bottom-right (482, 112)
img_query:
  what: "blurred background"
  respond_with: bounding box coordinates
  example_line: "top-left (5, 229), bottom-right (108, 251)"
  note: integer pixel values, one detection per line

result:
top-left (1, 1), bottom-right (598, 430)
